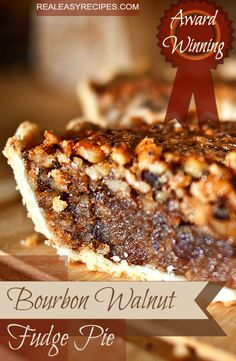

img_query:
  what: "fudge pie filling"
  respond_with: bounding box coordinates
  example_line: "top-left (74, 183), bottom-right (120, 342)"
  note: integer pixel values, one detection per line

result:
top-left (9, 121), bottom-right (236, 289)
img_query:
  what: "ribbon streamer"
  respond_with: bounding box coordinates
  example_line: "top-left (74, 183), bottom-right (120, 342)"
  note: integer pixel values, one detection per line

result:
top-left (165, 64), bottom-right (219, 127)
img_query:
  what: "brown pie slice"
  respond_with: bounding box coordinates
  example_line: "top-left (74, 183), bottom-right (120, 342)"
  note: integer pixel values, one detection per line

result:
top-left (3, 120), bottom-right (236, 301)
top-left (78, 71), bottom-right (171, 129)
top-left (78, 71), bottom-right (236, 129)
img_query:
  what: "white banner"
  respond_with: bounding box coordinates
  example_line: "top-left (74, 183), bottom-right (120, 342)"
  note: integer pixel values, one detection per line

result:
top-left (1, 281), bottom-right (208, 319)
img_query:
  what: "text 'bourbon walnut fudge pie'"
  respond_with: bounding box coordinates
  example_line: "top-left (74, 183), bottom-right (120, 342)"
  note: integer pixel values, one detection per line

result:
top-left (3, 120), bottom-right (236, 301)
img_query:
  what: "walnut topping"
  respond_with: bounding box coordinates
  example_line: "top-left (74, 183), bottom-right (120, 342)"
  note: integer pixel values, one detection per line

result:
top-left (184, 156), bottom-right (207, 178)
top-left (170, 173), bottom-right (191, 189)
top-left (72, 157), bottom-right (83, 168)
top-left (86, 163), bottom-right (110, 181)
top-left (135, 137), bottom-right (162, 170)
top-left (111, 144), bottom-right (131, 165)
top-left (74, 140), bottom-right (105, 163)
top-left (49, 169), bottom-right (69, 192)
top-left (125, 169), bottom-right (151, 193)
top-left (225, 151), bottom-right (236, 171)
top-left (57, 153), bottom-right (70, 164)
top-left (191, 176), bottom-right (233, 203)
top-left (52, 196), bottom-right (68, 212)
top-left (109, 165), bottom-right (124, 181)
top-left (61, 140), bottom-right (73, 158)
top-left (104, 179), bottom-right (130, 196)
top-left (28, 147), bottom-right (55, 168)
top-left (209, 163), bottom-right (229, 179)
top-left (43, 155), bottom-right (55, 168)
top-left (164, 152), bottom-right (180, 163)
top-left (100, 143), bottom-right (111, 156)
top-left (44, 130), bottom-right (61, 145)
top-left (175, 189), bottom-right (185, 199)
top-left (146, 161), bottom-right (168, 175)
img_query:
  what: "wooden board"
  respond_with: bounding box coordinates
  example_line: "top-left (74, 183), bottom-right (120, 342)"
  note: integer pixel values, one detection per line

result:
top-left (0, 179), bottom-right (236, 361)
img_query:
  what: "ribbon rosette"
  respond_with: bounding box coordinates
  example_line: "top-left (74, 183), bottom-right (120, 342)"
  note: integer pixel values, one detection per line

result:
top-left (157, 0), bottom-right (234, 128)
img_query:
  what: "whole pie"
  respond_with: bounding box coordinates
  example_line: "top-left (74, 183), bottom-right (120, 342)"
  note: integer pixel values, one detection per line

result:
top-left (4, 119), bottom-right (236, 301)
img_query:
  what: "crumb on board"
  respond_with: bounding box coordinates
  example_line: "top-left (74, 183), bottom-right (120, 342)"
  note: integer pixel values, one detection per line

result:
top-left (20, 233), bottom-right (40, 248)
top-left (172, 344), bottom-right (191, 359)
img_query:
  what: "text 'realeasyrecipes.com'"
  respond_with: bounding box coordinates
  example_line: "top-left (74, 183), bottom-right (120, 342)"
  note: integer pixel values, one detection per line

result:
top-left (35, 1), bottom-right (140, 15)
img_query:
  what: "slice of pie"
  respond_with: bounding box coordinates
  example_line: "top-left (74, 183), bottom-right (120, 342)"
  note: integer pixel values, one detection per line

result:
top-left (78, 71), bottom-right (236, 130)
top-left (4, 120), bottom-right (236, 301)
top-left (78, 71), bottom-right (171, 129)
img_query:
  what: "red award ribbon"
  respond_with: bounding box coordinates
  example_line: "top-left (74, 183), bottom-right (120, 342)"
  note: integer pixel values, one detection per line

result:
top-left (157, 0), bottom-right (234, 128)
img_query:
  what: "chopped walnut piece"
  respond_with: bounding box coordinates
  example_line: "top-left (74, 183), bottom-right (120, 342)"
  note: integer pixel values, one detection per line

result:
top-left (44, 130), bottom-right (61, 145)
top-left (125, 169), bottom-right (151, 193)
top-left (61, 140), bottom-right (73, 158)
top-left (86, 163), bottom-right (110, 181)
top-left (72, 157), bottom-right (83, 168)
top-left (28, 147), bottom-right (55, 168)
top-left (170, 173), bottom-right (191, 189)
top-left (52, 196), bottom-right (68, 212)
top-left (225, 151), bottom-right (236, 172)
top-left (100, 143), bottom-right (111, 156)
top-left (111, 144), bottom-right (131, 165)
top-left (104, 179), bottom-right (130, 196)
top-left (112, 165), bottom-right (126, 178)
top-left (49, 169), bottom-right (69, 192)
top-left (164, 152), bottom-right (180, 163)
top-left (148, 161), bottom-right (168, 175)
top-left (74, 140), bottom-right (105, 163)
top-left (136, 137), bottom-right (162, 170)
top-left (57, 152), bottom-right (70, 164)
top-left (209, 163), bottom-right (229, 179)
top-left (191, 176), bottom-right (233, 203)
top-left (184, 156), bottom-right (208, 178)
